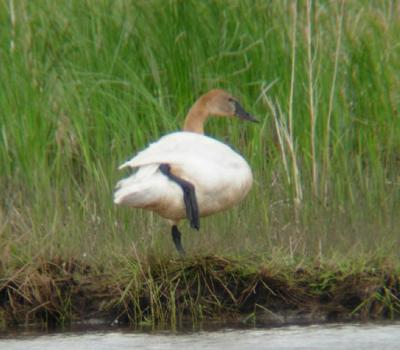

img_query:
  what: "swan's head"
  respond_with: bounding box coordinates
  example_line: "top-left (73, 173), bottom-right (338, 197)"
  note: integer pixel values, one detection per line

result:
top-left (184, 89), bottom-right (258, 133)
top-left (203, 89), bottom-right (258, 123)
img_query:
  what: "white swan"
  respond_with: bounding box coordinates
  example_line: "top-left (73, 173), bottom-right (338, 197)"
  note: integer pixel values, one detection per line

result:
top-left (114, 89), bottom-right (258, 255)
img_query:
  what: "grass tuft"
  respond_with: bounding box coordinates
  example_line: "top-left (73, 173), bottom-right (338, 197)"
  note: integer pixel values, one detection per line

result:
top-left (0, 256), bottom-right (399, 327)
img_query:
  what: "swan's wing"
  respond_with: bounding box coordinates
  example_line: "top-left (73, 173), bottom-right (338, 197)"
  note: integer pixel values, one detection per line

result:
top-left (115, 132), bottom-right (253, 215)
top-left (118, 132), bottom-right (236, 170)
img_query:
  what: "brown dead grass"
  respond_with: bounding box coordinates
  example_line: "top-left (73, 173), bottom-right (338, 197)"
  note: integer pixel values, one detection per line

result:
top-left (0, 256), bottom-right (399, 327)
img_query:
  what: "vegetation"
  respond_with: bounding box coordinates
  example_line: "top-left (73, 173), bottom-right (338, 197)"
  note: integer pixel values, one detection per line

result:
top-left (1, 256), bottom-right (399, 327)
top-left (0, 0), bottom-right (399, 326)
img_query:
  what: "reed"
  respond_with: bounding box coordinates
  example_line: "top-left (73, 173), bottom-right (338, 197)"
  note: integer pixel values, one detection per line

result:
top-left (0, 0), bottom-right (399, 326)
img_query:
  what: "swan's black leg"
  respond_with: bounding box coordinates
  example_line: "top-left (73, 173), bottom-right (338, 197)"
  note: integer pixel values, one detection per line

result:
top-left (159, 163), bottom-right (200, 230)
top-left (171, 225), bottom-right (186, 256)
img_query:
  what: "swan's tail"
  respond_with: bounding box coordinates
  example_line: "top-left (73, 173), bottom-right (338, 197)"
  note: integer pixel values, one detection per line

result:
top-left (114, 180), bottom-right (155, 207)
top-left (113, 164), bottom-right (167, 208)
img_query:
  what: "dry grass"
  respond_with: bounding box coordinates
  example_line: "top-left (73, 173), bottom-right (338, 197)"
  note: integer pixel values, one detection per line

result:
top-left (0, 256), bottom-right (399, 327)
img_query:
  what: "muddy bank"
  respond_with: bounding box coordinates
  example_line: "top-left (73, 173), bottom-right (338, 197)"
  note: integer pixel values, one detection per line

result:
top-left (0, 256), bottom-right (399, 327)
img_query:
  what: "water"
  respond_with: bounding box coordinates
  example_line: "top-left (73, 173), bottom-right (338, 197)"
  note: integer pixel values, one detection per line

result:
top-left (1, 322), bottom-right (399, 350)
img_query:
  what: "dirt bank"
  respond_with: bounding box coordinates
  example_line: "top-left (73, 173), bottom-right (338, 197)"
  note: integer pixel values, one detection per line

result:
top-left (0, 256), bottom-right (399, 327)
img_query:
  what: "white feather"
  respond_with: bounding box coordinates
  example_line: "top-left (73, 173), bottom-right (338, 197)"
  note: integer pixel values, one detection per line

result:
top-left (114, 132), bottom-right (253, 222)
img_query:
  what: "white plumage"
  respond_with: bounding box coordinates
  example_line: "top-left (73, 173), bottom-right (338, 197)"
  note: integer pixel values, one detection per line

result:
top-left (113, 89), bottom-right (257, 255)
top-left (114, 132), bottom-right (253, 223)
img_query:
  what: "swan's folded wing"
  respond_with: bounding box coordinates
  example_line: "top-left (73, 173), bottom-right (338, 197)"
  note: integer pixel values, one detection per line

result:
top-left (118, 132), bottom-right (235, 170)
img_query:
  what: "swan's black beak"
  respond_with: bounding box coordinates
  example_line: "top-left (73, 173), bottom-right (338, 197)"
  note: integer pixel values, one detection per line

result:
top-left (234, 101), bottom-right (259, 123)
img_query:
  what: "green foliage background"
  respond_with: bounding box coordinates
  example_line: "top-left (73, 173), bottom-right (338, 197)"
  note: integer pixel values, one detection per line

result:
top-left (0, 0), bottom-right (399, 266)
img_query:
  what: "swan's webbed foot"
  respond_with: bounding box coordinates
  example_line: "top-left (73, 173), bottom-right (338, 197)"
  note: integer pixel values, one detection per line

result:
top-left (159, 163), bottom-right (200, 230)
top-left (181, 182), bottom-right (200, 230)
top-left (171, 225), bottom-right (186, 257)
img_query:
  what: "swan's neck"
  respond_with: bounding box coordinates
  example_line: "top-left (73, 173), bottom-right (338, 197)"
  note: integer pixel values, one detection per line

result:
top-left (183, 100), bottom-right (209, 134)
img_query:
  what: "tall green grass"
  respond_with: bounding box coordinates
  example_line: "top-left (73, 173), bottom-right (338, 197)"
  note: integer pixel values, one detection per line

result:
top-left (0, 0), bottom-right (399, 269)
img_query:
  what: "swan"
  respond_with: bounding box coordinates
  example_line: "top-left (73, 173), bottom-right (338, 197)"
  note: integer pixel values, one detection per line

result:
top-left (114, 89), bottom-right (258, 255)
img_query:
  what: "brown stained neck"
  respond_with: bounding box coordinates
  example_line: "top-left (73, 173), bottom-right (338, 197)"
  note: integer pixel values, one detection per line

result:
top-left (182, 100), bottom-right (209, 134)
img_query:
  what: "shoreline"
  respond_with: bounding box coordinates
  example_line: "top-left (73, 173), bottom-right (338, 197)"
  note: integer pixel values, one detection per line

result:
top-left (1, 256), bottom-right (399, 328)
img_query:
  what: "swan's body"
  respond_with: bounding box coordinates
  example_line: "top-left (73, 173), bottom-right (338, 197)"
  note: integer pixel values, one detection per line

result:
top-left (114, 89), bottom-right (258, 255)
top-left (114, 132), bottom-right (253, 221)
